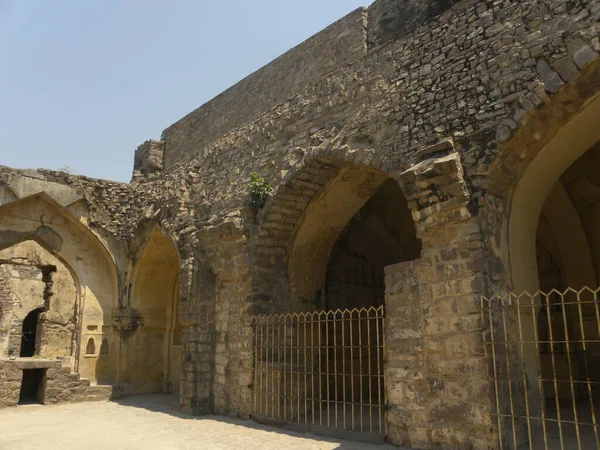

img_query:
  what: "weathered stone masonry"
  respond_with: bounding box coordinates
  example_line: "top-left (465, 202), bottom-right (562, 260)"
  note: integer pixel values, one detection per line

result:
top-left (1, 0), bottom-right (600, 448)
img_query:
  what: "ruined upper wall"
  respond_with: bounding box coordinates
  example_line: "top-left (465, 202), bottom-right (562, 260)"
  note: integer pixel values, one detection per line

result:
top-left (367, 0), bottom-right (463, 47)
top-left (158, 0), bottom-right (469, 170)
top-left (161, 8), bottom-right (369, 169)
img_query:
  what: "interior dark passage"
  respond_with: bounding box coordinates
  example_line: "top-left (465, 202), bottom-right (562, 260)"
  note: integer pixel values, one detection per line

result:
top-left (529, 141), bottom-right (600, 449)
top-left (325, 179), bottom-right (421, 311)
top-left (322, 179), bottom-right (421, 433)
top-left (20, 308), bottom-right (43, 357)
top-left (18, 369), bottom-right (45, 405)
top-left (251, 174), bottom-right (422, 439)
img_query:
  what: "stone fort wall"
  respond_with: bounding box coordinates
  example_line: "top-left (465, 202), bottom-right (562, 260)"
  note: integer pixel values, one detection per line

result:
top-left (2, 0), bottom-right (600, 448)
top-left (160, 0), bottom-right (469, 170)
top-left (149, 0), bottom-right (600, 223)
top-left (161, 7), bottom-right (368, 169)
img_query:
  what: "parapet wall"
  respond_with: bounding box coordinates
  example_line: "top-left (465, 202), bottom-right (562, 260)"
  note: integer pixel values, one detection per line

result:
top-left (161, 8), bottom-right (368, 169)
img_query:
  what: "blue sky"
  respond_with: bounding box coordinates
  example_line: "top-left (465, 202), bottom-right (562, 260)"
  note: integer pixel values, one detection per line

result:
top-left (0, 0), bottom-right (367, 182)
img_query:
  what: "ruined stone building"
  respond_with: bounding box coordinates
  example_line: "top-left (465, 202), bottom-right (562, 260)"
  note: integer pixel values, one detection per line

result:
top-left (1, 0), bottom-right (600, 448)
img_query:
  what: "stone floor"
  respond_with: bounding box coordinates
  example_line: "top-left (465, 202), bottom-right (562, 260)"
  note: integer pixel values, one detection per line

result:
top-left (0, 395), bottom-right (397, 450)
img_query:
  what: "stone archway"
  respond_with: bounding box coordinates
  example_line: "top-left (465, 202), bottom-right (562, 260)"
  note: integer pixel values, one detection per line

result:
top-left (0, 240), bottom-right (77, 361)
top-left (484, 60), bottom-right (600, 450)
top-left (242, 146), bottom-right (494, 448)
top-left (249, 155), bottom-right (421, 438)
top-left (0, 194), bottom-right (119, 385)
top-left (123, 227), bottom-right (181, 395)
top-left (507, 93), bottom-right (600, 296)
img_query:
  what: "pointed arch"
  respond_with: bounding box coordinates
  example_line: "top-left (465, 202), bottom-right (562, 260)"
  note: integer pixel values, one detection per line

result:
top-left (0, 192), bottom-right (119, 384)
top-left (125, 223), bottom-right (181, 394)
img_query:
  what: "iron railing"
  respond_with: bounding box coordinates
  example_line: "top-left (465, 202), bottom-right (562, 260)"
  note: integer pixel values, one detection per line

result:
top-left (251, 306), bottom-right (385, 437)
top-left (482, 288), bottom-right (600, 450)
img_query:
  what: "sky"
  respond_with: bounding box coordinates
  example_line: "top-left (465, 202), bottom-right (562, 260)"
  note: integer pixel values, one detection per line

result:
top-left (0, 0), bottom-right (368, 182)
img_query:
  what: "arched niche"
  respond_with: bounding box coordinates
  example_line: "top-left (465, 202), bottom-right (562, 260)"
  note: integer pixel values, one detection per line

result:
top-left (0, 193), bottom-right (119, 384)
top-left (126, 227), bottom-right (180, 394)
top-left (0, 240), bottom-right (77, 361)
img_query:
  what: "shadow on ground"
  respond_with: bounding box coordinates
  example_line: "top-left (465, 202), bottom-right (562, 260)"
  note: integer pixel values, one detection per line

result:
top-left (112, 394), bottom-right (396, 449)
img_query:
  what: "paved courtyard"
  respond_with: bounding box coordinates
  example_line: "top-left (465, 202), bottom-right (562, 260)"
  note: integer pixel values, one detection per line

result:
top-left (0, 395), bottom-right (395, 450)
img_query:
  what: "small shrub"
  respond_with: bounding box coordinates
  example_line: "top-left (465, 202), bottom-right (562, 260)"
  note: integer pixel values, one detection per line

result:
top-left (247, 173), bottom-right (273, 211)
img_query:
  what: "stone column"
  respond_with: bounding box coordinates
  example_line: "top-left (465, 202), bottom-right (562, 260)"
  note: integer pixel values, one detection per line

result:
top-left (384, 151), bottom-right (495, 449)
top-left (178, 242), bottom-right (216, 416)
top-left (180, 219), bottom-right (252, 418)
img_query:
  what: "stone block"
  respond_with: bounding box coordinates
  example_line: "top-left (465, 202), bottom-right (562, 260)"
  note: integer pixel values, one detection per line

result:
top-left (553, 56), bottom-right (580, 83)
top-left (536, 59), bottom-right (565, 93)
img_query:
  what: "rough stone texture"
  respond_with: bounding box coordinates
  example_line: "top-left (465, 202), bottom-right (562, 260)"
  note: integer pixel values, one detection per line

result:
top-left (0, 241), bottom-right (77, 360)
top-left (0, 0), bottom-right (599, 448)
top-left (367, 0), bottom-right (463, 47)
top-left (0, 360), bottom-right (22, 407)
top-left (0, 359), bottom-right (113, 408)
top-left (132, 140), bottom-right (164, 180)
top-left (161, 7), bottom-right (369, 169)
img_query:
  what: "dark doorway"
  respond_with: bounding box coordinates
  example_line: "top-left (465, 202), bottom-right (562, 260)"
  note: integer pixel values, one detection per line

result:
top-left (18, 369), bottom-right (45, 405)
top-left (20, 308), bottom-right (43, 357)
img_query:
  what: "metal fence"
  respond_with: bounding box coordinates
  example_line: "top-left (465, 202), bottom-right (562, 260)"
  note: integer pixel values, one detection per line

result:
top-left (251, 306), bottom-right (385, 438)
top-left (481, 288), bottom-right (600, 449)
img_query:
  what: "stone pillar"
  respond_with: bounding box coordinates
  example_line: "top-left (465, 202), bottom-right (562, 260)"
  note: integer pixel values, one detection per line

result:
top-left (0, 269), bottom-right (15, 358)
top-left (178, 243), bottom-right (216, 416)
top-left (202, 221), bottom-right (252, 418)
top-left (384, 151), bottom-right (495, 449)
top-left (384, 259), bottom-right (429, 447)
top-left (178, 220), bottom-right (252, 418)
top-left (0, 361), bottom-right (21, 407)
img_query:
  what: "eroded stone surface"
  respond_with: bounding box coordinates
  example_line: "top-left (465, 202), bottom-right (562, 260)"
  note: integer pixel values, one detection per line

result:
top-left (1, 0), bottom-right (600, 448)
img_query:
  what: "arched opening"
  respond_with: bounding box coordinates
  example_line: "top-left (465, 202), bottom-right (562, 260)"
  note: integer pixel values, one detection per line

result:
top-left (100, 339), bottom-right (109, 356)
top-left (500, 93), bottom-right (600, 448)
top-left (0, 240), bottom-right (77, 361)
top-left (324, 179), bottom-right (421, 311)
top-left (252, 159), bottom-right (420, 438)
top-left (0, 194), bottom-right (119, 385)
top-left (20, 308), bottom-right (44, 357)
top-left (320, 178), bottom-right (420, 433)
top-left (126, 228), bottom-right (180, 395)
top-left (86, 338), bottom-right (96, 355)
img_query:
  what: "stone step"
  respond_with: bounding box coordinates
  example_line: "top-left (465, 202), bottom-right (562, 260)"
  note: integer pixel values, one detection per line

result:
top-left (87, 385), bottom-right (113, 400)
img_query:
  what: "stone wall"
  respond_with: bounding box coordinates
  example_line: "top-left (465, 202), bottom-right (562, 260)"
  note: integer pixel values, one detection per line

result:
top-left (134, 0), bottom-right (597, 236)
top-left (0, 359), bottom-right (113, 408)
top-left (367, 0), bottom-right (463, 47)
top-left (0, 241), bottom-right (77, 360)
top-left (161, 7), bottom-right (368, 169)
top-left (0, 0), bottom-right (599, 448)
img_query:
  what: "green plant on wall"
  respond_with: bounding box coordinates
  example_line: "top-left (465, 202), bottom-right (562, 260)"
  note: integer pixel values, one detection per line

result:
top-left (247, 173), bottom-right (273, 211)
